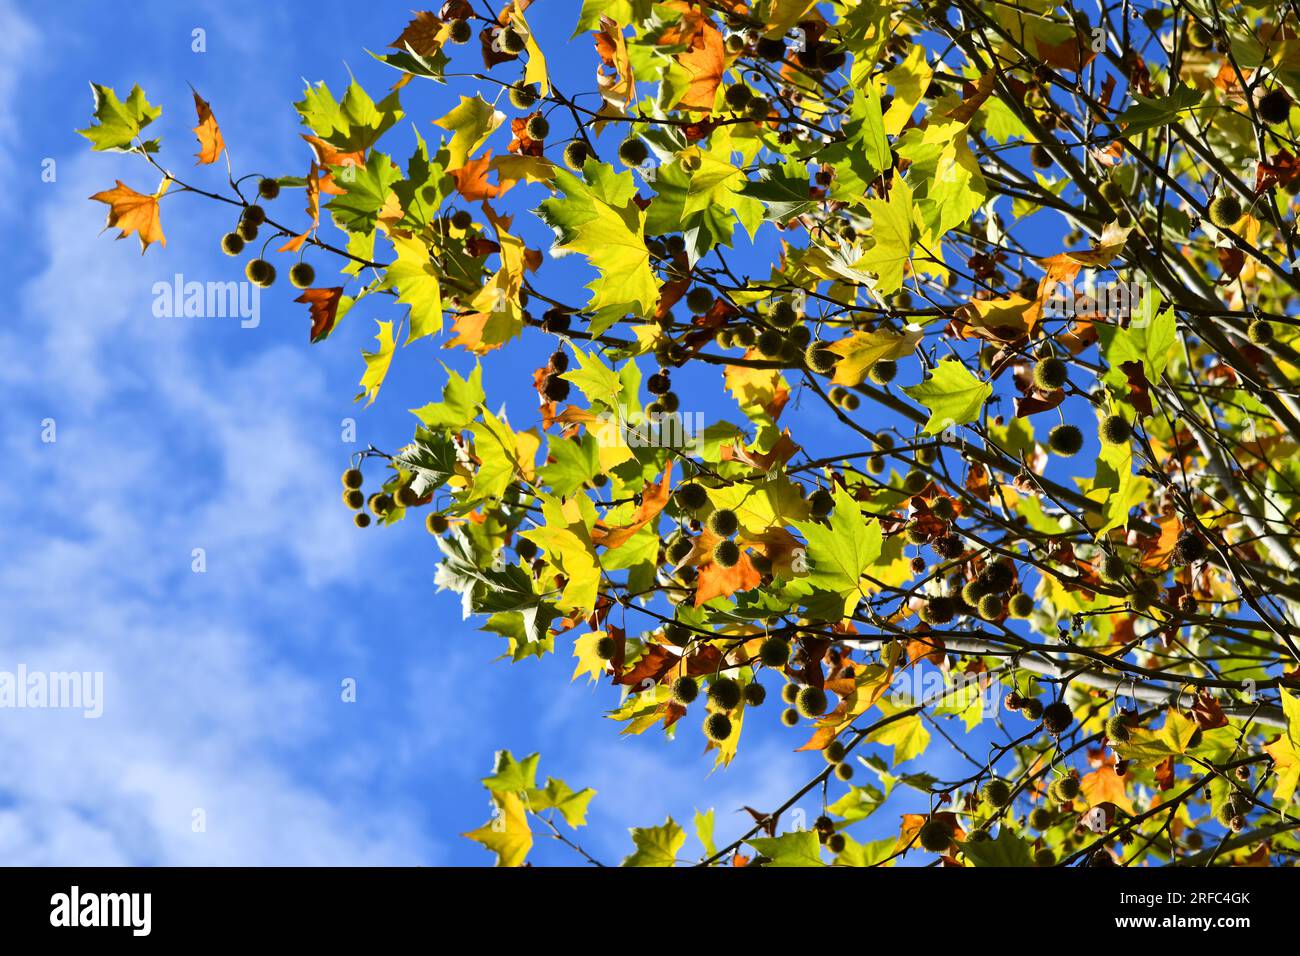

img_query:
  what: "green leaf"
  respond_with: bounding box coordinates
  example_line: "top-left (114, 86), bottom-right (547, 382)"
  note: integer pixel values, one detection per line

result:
top-left (740, 159), bottom-right (818, 220)
top-left (694, 808), bottom-right (717, 858)
top-left (527, 777), bottom-right (596, 827)
top-left (484, 751), bottom-right (540, 793)
top-left (393, 427), bottom-right (456, 496)
top-left (296, 78), bottom-right (404, 152)
top-left (537, 164), bottom-right (660, 316)
top-left (411, 363), bottom-right (486, 430)
top-left (384, 232), bottom-right (443, 342)
top-left (794, 485), bottom-right (883, 617)
top-left (868, 700), bottom-right (930, 763)
top-left (1116, 84), bottom-right (1205, 136)
top-left (560, 347), bottom-right (624, 408)
top-left (433, 94), bottom-right (504, 171)
top-left (960, 828), bottom-right (1035, 867)
top-left (329, 151), bottom-right (403, 235)
top-left (77, 83), bottom-right (161, 153)
top-left (858, 176), bottom-right (919, 295)
top-left (901, 358), bottom-right (992, 434)
top-left (622, 817), bottom-right (686, 867)
top-left (746, 830), bottom-right (824, 867)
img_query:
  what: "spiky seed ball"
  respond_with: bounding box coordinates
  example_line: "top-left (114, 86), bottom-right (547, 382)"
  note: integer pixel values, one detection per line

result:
top-left (237, 219), bottom-right (259, 241)
top-left (745, 96), bottom-right (771, 120)
top-left (1032, 357), bottom-right (1068, 391)
top-left (1030, 144), bottom-right (1052, 168)
top-left (712, 539), bottom-right (741, 568)
top-left (289, 262), bottom-right (315, 289)
top-left (594, 635), bottom-right (618, 660)
top-left (647, 372), bottom-right (671, 396)
top-left (841, 393), bottom-right (860, 411)
top-left (866, 455), bottom-right (885, 474)
top-left (868, 359), bottom-right (897, 386)
top-left (981, 558), bottom-right (1015, 593)
top-left (1209, 194), bottom-right (1243, 229)
top-left (915, 445), bottom-right (937, 466)
top-left (758, 636), bottom-right (790, 669)
top-left (672, 484), bottom-right (708, 516)
top-left (756, 329), bottom-right (784, 357)
top-left (961, 581), bottom-right (987, 608)
top-left (618, 137), bottom-right (649, 167)
top-left (685, 287), bottom-right (715, 314)
top-left (1129, 576), bottom-right (1161, 610)
top-left (448, 209), bottom-right (473, 231)
top-left (704, 712), bottom-right (732, 742)
top-left (245, 259), bottom-right (276, 288)
top-left (743, 682), bottom-right (766, 707)
top-left (977, 593), bottom-right (1004, 620)
top-left (516, 538), bottom-right (538, 561)
top-left (922, 595), bottom-right (956, 625)
top-left (935, 534), bottom-right (964, 559)
top-left (834, 762), bottom-right (854, 781)
top-left (808, 488), bottom-right (834, 518)
top-left (221, 232), bottom-right (245, 256)
top-left (796, 686), bottom-right (829, 718)
top-left (724, 83), bottom-right (752, 110)
top-left (1048, 424), bottom-right (1084, 456)
top-left (750, 552), bottom-right (773, 576)
top-left (524, 115), bottom-right (550, 141)
top-left (981, 779), bottom-right (1012, 807)
top-left (781, 707), bottom-right (799, 727)
top-left (1029, 807), bottom-right (1053, 830)
top-left (508, 83), bottom-right (539, 109)
top-left (1247, 318), bottom-right (1275, 346)
top-left (353, 512), bottom-right (371, 528)
top-left (1056, 775), bottom-right (1081, 801)
top-left (707, 508), bottom-right (739, 537)
top-left (671, 676), bottom-right (699, 705)
top-left (666, 536), bottom-right (694, 566)
top-left (824, 740), bottom-right (847, 764)
top-left (1101, 414), bottom-right (1132, 445)
top-left (499, 27), bottom-right (526, 54)
top-left (828, 386), bottom-right (848, 405)
top-left (1033, 848), bottom-right (1055, 866)
top-left (1022, 699), bottom-right (1044, 721)
top-left (542, 373), bottom-right (570, 402)
top-left (904, 523), bottom-right (928, 545)
top-left (805, 344), bottom-right (838, 374)
top-left (1008, 592), bottom-right (1034, 618)
top-left (1259, 87), bottom-right (1292, 125)
top-left (708, 677), bottom-right (743, 711)
top-left (781, 683), bottom-right (799, 705)
top-left (1043, 701), bottom-right (1074, 736)
top-left (904, 471), bottom-right (928, 495)
top-left (1105, 715), bottom-right (1131, 743)
top-left (827, 833), bottom-right (846, 854)
top-left (966, 829), bottom-right (991, 844)
top-left (426, 513), bottom-right (449, 535)
top-left (732, 326), bottom-right (756, 348)
top-left (395, 485), bottom-right (420, 508)
top-left (242, 204), bottom-right (266, 226)
top-left (447, 18), bottom-right (471, 43)
top-left (257, 178), bottom-right (280, 200)
top-left (1174, 531), bottom-right (1208, 564)
top-left (368, 493), bottom-right (393, 516)
top-left (562, 140), bottom-right (589, 170)
top-left (1098, 554), bottom-right (1126, 583)
top-left (1100, 181), bottom-right (1123, 205)
top-left (918, 819), bottom-right (954, 853)
top-left (343, 489), bottom-right (364, 510)
top-left (342, 468), bottom-right (364, 490)
top-left (768, 299), bottom-right (798, 330)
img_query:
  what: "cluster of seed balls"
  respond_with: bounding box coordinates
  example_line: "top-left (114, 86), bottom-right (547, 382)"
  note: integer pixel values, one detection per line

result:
top-left (666, 483), bottom-right (833, 572)
top-left (219, 178), bottom-right (316, 290)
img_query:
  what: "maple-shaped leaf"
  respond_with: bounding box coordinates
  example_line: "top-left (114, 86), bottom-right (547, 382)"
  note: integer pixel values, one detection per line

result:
top-left (356, 320), bottom-right (396, 405)
top-left (434, 94), bottom-right (505, 171)
top-left (190, 89), bottom-right (224, 165)
top-left (858, 176), bottom-right (919, 295)
top-left (959, 828), bottom-right (1035, 867)
top-left (793, 485), bottom-right (882, 617)
top-left (901, 359), bottom-right (992, 435)
top-left (77, 83), bottom-right (161, 153)
top-left (536, 164), bottom-right (660, 317)
top-left (295, 78), bottom-right (404, 153)
top-left (383, 232), bottom-right (443, 343)
top-left (328, 151), bottom-right (403, 235)
top-left (868, 698), bottom-right (931, 763)
top-left (526, 777), bottom-right (595, 828)
top-left (295, 287), bottom-right (345, 342)
top-left (746, 830), bottom-right (824, 867)
top-left (828, 327), bottom-right (922, 386)
top-left (672, 15), bottom-right (724, 112)
top-left (411, 363), bottom-right (485, 430)
top-left (1263, 688), bottom-right (1300, 803)
top-left (462, 790), bottom-right (532, 866)
top-left (89, 179), bottom-right (168, 254)
top-left (622, 817), bottom-right (685, 867)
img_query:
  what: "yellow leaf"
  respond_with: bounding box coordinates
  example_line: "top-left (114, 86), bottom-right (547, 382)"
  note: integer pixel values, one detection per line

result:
top-left (190, 89), bottom-right (224, 164)
top-left (357, 320), bottom-right (396, 406)
top-left (462, 791), bottom-right (532, 866)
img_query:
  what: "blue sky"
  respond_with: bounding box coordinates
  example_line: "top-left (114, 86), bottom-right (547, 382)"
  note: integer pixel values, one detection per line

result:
top-left (0, 0), bottom-right (1035, 866)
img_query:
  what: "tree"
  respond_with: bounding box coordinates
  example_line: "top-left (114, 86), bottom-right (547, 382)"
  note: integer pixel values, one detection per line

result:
top-left (80, 0), bottom-right (1300, 868)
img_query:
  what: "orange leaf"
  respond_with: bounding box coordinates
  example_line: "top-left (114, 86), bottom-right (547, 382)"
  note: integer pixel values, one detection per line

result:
top-left (278, 161), bottom-right (323, 253)
top-left (89, 180), bottom-right (166, 254)
top-left (1080, 759), bottom-right (1133, 814)
top-left (592, 464), bottom-right (673, 550)
top-left (450, 152), bottom-right (506, 201)
top-left (675, 18), bottom-right (725, 112)
top-left (390, 10), bottom-right (450, 57)
top-left (191, 90), bottom-right (225, 165)
top-left (296, 287), bottom-right (344, 343)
